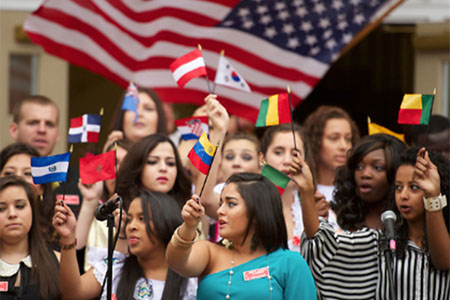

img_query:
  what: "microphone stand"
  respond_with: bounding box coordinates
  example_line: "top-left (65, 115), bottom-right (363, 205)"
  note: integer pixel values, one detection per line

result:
top-left (106, 213), bottom-right (114, 300)
top-left (384, 241), bottom-right (396, 300)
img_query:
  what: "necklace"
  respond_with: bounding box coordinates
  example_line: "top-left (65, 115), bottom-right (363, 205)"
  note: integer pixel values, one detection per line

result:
top-left (225, 253), bottom-right (273, 300)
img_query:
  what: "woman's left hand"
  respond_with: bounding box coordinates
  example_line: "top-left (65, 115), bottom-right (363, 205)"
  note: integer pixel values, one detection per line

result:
top-left (414, 148), bottom-right (441, 198)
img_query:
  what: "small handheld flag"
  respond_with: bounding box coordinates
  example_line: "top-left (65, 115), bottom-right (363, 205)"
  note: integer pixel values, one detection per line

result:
top-left (68, 114), bottom-right (101, 143)
top-left (31, 152), bottom-right (70, 184)
top-left (398, 93), bottom-right (434, 125)
top-left (368, 117), bottom-right (404, 142)
top-left (256, 93), bottom-right (292, 127)
top-left (122, 82), bottom-right (139, 121)
top-left (79, 151), bottom-right (116, 184)
top-left (170, 49), bottom-right (207, 88)
top-left (188, 132), bottom-right (217, 175)
top-left (261, 164), bottom-right (291, 195)
top-left (214, 55), bottom-right (251, 93)
top-left (175, 116), bottom-right (209, 141)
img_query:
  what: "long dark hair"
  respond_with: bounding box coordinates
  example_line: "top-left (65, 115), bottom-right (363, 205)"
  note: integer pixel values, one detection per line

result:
top-left (0, 176), bottom-right (60, 299)
top-left (116, 191), bottom-right (188, 300)
top-left (332, 134), bottom-right (406, 231)
top-left (224, 173), bottom-right (288, 252)
top-left (117, 134), bottom-right (191, 209)
top-left (0, 143), bottom-right (57, 245)
top-left (387, 147), bottom-right (450, 259)
top-left (110, 87), bottom-right (168, 137)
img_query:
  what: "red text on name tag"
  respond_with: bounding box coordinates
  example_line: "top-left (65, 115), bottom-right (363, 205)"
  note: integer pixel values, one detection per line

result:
top-left (243, 266), bottom-right (269, 281)
top-left (0, 281), bottom-right (8, 292)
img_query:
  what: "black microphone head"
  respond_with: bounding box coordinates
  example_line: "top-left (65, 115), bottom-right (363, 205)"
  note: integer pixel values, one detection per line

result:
top-left (381, 210), bottom-right (397, 224)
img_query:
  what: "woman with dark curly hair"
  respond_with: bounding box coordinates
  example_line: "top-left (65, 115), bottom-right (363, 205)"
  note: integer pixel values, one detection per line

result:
top-left (332, 134), bottom-right (406, 231)
top-left (291, 142), bottom-right (449, 299)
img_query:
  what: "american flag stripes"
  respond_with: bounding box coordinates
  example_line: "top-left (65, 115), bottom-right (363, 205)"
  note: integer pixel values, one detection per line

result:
top-left (24, 0), bottom-right (402, 121)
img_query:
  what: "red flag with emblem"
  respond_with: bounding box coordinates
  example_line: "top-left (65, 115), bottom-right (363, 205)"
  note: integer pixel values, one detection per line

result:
top-left (79, 151), bottom-right (116, 184)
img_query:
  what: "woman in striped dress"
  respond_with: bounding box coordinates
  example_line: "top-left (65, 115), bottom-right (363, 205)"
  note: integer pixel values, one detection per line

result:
top-left (291, 142), bottom-right (449, 299)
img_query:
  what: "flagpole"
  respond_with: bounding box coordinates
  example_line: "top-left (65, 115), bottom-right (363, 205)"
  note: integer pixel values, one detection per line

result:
top-left (211, 50), bottom-right (225, 94)
top-left (62, 144), bottom-right (74, 203)
top-left (113, 141), bottom-right (118, 194)
top-left (287, 86), bottom-right (298, 151)
top-left (198, 44), bottom-right (212, 94)
top-left (97, 107), bottom-right (104, 154)
top-left (198, 140), bottom-right (220, 198)
top-left (423, 88), bottom-right (437, 158)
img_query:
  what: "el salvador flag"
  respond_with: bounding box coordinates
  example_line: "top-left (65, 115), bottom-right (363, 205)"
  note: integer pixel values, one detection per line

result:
top-left (31, 152), bottom-right (70, 184)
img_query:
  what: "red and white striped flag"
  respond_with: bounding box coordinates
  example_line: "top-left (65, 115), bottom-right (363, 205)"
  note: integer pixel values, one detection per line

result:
top-left (24, 0), bottom-right (403, 121)
top-left (170, 49), bottom-right (207, 88)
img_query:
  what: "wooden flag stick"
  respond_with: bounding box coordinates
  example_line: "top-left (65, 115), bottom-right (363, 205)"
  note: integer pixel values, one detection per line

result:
top-left (97, 107), bottom-right (104, 154)
top-left (287, 86), bottom-right (298, 151)
top-left (198, 44), bottom-right (212, 94)
top-left (198, 140), bottom-right (221, 198)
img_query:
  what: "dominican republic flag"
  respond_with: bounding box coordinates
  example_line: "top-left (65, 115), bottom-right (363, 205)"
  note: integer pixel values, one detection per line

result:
top-left (122, 81), bottom-right (139, 122)
top-left (68, 114), bottom-right (101, 143)
top-left (175, 116), bottom-right (209, 141)
top-left (170, 49), bottom-right (207, 88)
top-left (31, 152), bottom-right (70, 184)
top-left (214, 55), bottom-right (251, 93)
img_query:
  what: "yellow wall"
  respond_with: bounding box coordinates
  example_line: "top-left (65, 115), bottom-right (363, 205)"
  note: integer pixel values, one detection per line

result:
top-left (0, 10), bottom-right (69, 154)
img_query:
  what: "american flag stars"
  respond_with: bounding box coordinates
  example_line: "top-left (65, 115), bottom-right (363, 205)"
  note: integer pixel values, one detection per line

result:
top-left (219, 0), bottom-right (390, 64)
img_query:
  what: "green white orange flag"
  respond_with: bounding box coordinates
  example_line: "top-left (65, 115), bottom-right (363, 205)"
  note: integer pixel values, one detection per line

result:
top-left (255, 93), bottom-right (291, 127)
top-left (368, 117), bottom-right (404, 142)
top-left (398, 94), bottom-right (433, 125)
top-left (261, 164), bottom-right (291, 194)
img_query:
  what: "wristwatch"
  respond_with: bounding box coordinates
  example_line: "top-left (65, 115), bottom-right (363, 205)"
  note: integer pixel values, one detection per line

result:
top-left (423, 194), bottom-right (447, 211)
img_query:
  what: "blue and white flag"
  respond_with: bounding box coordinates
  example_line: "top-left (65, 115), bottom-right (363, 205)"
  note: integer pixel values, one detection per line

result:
top-left (121, 82), bottom-right (139, 122)
top-left (31, 152), bottom-right (71, 184)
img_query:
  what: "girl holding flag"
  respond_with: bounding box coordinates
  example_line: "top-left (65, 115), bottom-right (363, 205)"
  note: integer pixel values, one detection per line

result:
top-left (291, 143), bottom-right (450, 299)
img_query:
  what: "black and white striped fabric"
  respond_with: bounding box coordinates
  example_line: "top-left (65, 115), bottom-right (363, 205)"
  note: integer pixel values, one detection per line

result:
top-left (377, 241), bottom-right (450, 300)
top-left (301, 219), bottom-right (450, 300)
top-left (301, 219), bottom-right (380, 299)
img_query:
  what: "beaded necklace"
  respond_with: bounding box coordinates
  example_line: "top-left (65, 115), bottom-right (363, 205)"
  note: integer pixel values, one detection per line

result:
top-left (225, 253), bottom-right (273, 300)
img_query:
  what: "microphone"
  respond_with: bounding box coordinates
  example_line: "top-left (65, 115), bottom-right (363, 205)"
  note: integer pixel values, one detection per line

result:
top-left (95, 196), bottom-right (120, 221)
top-left (381, 210), bottom-right (397, 252)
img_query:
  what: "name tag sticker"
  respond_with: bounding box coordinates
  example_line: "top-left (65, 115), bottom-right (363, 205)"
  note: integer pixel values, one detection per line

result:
top-left (243, 266), bottom-right (269, 281)
top-left (0, 281), bottom-right (8, 292)
top-left (56, 194), bottom-right (80, 205)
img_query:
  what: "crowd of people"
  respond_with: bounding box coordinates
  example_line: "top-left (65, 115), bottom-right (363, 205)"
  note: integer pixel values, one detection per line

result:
top-left (0, 89), bottom-right (449, 299)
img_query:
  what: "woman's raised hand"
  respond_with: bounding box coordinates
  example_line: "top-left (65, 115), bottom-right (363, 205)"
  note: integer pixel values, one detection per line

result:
top-left (205, 94), bottom-right (229, 143)
top-left (103, 130), bottom-right (124, 152)
top-left (181, 194), bottom-right (205, 229)
top-left (414, 148), bottom-right (441, 198)
top-left (53, 200), bottom-right (77, 243)
top-left (289, 151), bottom-right (315, 194)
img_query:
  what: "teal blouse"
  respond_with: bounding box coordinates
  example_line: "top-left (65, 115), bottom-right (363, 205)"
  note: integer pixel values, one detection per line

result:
top-left (197, 248), bottom-right (316, 300)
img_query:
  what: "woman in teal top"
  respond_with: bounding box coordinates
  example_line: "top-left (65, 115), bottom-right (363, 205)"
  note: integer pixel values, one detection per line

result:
top-left (166, 173), bottom-right (317, 300)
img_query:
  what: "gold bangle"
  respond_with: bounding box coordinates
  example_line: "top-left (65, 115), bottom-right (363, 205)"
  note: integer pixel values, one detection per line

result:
top-left (170, 226), bottom-right (198, 249)
top-left (60, 239), bottom-right (77, 250)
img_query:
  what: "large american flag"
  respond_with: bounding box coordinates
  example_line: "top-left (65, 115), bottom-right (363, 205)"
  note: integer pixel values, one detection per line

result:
top-left (24, 0), bottom-right (402, 121)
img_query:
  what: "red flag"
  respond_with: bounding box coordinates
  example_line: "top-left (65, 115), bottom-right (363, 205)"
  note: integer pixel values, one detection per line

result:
top-left (170, 49), bottom-right (207, 88)
top-left (24, 1), bottom-right (402, 121)
top-left (79, 151), bottom-right (115, 184)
